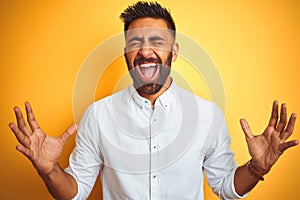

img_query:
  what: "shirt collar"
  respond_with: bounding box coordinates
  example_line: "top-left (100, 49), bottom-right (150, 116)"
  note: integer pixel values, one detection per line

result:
top-left (129, 79), bottom-right (179, 110)
top-left (129, 85), bottom-right (152, 109)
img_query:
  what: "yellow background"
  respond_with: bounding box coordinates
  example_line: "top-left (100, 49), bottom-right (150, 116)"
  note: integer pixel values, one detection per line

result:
top-left (1, 0), bottom-right (300, 199)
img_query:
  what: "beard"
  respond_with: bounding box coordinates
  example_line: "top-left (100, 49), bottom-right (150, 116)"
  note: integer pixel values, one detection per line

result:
top-left (125, 52), bottom-right (172, 95)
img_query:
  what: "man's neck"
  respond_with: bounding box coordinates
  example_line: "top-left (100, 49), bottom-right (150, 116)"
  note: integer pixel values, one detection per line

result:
top-left (138, 76), bottom-right (172, 107)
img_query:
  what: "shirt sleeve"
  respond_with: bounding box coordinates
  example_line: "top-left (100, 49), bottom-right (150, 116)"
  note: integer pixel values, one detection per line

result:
top-left (203, 104), bottom-right (247, 199)
top-left (65, 103), bottom-right (103, 199)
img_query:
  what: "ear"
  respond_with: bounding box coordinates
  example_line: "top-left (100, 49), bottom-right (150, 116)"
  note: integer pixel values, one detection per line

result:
top-left (171, 43), bottom-right (179, 62)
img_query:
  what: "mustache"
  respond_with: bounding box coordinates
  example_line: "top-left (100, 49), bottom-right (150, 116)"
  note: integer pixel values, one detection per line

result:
top-left (133, 57), bottom-right (162, 67)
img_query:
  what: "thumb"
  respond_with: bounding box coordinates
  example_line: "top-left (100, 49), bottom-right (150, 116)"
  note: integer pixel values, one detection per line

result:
top-left (240, 118), bottom-right (254, 141)
top-left (58, 124), bottom-right (78, 146)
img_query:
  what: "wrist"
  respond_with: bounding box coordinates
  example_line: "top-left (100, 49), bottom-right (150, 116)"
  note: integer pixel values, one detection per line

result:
top-left (250, 159), bottom-right (270, 175)
top-left (245, 159), bottom-right (266, 181)
top-left (38, 163), bottom-right (60, 178)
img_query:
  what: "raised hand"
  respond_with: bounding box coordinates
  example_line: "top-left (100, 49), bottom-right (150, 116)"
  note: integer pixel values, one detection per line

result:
top-left (9, 102), bottom-right (77, 175)
top-left (240, 100), bottom-right (298, 175)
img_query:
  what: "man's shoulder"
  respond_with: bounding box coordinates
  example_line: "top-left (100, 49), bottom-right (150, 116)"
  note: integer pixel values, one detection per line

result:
top-left (175, 85), bottom-right (214, 107)
top-left (81, 87), bottom-right (130, 120)
top-left (174, 84), bottom-right (225, 120)
top-left (93, 87), bottom-right (130, 106)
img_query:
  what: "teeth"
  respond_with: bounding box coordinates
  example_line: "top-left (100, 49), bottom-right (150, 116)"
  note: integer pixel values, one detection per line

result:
top-left (139, 63), bottom-right (157, 68)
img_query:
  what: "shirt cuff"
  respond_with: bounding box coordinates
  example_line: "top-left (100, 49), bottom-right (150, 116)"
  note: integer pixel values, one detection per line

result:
top-left (231, 167), bottom-right (248, 199)
top-left (64, 168), bottom-right (80, 200)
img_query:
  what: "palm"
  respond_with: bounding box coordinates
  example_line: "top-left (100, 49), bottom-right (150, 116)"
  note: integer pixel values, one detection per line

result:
top-left (28, 129), bottom-right (64, 174)
top-left (9, 102), bottom-right (77, 175)
top-left (240, 101), bottom-right (298, 174)
top-left (246, 127), bottom-right (283, 172)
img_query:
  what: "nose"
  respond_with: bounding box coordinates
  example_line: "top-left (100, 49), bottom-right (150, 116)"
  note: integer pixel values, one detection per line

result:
top-left (138, 45), bottom-right (154, 58)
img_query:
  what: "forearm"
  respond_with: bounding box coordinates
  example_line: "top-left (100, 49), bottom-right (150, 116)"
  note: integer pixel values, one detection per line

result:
top-left (234, 161), bottom-right (263, 196)
top-left (40, 163), bottom-right (78, 200)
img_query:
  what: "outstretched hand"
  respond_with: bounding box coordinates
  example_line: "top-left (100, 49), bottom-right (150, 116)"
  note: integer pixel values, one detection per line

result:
top-left (9, 102), bottom-right (77, 175)
top-left (240, 100), bottom-right (298, 175)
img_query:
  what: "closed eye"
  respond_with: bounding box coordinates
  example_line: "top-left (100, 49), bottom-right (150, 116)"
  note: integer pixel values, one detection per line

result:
top-left (127, 37), bottom-right (144, 48)
top-left (149, 36), bottom-right (165, 47)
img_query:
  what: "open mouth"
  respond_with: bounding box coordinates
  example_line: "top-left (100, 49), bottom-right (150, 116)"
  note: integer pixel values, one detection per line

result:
top-left (136, 62), bottom-right (159, 79)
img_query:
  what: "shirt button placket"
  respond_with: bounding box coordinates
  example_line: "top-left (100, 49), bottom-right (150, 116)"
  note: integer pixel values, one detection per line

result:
top-left (150, 115), bottom-right (159, 200)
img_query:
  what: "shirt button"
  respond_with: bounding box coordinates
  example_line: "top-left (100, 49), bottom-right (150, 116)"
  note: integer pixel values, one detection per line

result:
top-left (153, 175), bottom-right (157, 178)
top-left (153, 118), bottom-right (157, 122)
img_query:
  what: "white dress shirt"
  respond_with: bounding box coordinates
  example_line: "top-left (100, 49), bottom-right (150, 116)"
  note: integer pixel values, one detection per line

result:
top-left (65, 81), bottom-right (245, 200)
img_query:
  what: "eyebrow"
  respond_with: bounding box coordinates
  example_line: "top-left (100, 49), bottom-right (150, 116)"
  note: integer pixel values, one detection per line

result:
top-left (149, 36), bottom-right (164, 41)
top-left (128, 37), bottom-right (144, 43)
top-left (127, 35), bottom-right (165, 43)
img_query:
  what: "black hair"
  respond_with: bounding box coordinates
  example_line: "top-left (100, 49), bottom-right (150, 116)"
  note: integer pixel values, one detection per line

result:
top-left (120, 1), bottom-right (176, 38)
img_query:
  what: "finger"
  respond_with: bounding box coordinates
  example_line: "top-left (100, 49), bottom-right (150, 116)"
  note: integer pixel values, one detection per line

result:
top-left (16, 145), bottom-right (34, 159)
top-left (57, 124), bottom-right (78, 146)
top-left (14, 106), bottom-right (32, 137)
top-left (276, 103), bottom-right (287, 133)
top-left (279, 140), bottom-right (299, 153)
top-left (280, 113), bottom-right (297, 140)
top-left (240, 118), bottom-right (254, 141)
top-left (9, 122), bottom-right (31, 148)
top-left (25, 102), bottom-right (40, 132)
top-left (268, 100), bottom-right (279, 128)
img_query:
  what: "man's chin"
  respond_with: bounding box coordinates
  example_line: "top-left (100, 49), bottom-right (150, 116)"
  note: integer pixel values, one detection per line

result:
top-left (136, 83), bottom-right (163, 95)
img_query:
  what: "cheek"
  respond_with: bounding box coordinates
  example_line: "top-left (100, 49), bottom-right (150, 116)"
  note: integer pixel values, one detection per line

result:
top-left (157, 52), bottom-right (172, 65)
top-left (125, 52), bottom-right (137, 65)
top-left (154, 49), bottom-right (171, 62)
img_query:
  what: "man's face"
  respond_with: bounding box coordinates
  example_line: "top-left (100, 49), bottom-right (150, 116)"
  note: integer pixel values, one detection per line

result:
top-left (124, 17), bottom-right (178, 95)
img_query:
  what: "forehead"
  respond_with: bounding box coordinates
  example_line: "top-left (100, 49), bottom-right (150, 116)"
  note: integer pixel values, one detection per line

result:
top-left (128, 17), bottom-right (168, 29)
top-left (126, 17), bottom-right (172, 40)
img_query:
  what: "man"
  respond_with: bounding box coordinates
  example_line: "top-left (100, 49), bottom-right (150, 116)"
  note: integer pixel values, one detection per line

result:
top-left (9, 2), bottom-right (298, 200)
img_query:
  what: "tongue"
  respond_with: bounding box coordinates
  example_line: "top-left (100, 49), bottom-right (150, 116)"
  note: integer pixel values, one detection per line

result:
top-left (140, 66), bottom-right (157, 78)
